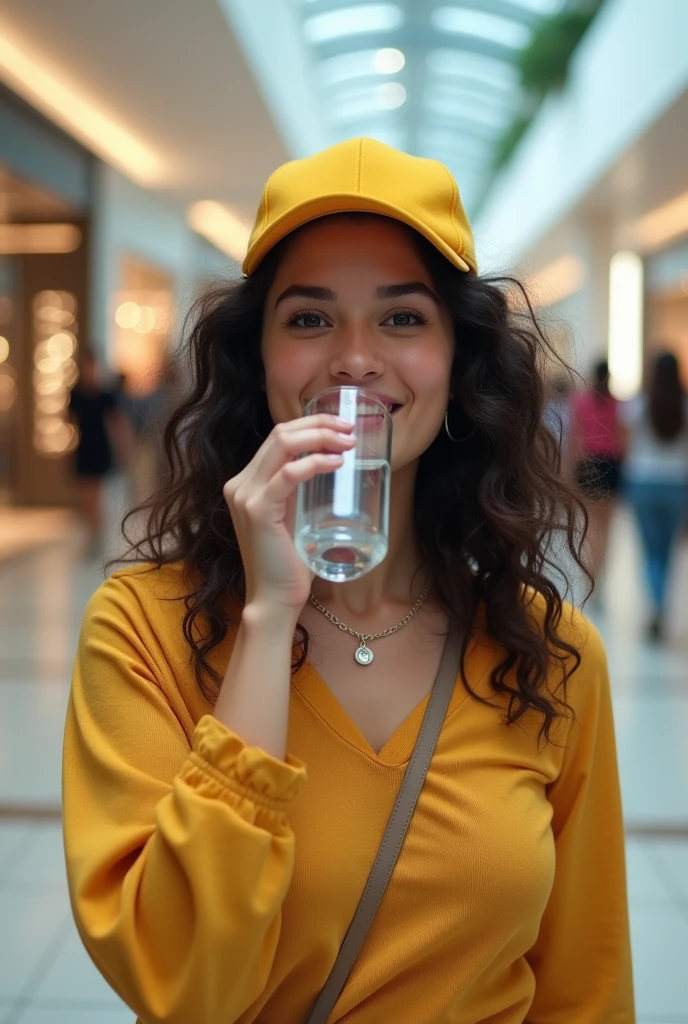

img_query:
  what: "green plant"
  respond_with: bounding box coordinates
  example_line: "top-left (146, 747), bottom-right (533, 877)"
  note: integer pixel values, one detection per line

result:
top-left (490, 2), bottom-right (603, 174)
top-left (517, 5), bottom-right (600, 95)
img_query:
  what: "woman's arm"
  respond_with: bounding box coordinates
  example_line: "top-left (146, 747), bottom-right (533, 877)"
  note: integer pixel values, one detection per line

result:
top-left (63, 575), bottom-right (306, 1024)
top-left (525, 620), bottom-right (635, 1022)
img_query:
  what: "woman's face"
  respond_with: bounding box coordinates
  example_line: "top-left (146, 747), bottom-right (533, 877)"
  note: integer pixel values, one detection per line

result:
top-left (261, 216), bottom-right (455, 470)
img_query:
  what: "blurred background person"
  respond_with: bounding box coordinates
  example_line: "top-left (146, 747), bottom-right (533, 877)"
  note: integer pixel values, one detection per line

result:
top-left (116, 357), bottom-right (182, 507)
top-left (570, 359), bottom-right (625, 595)
top-left (543, 371), bottom-right (575, 479)
top-left (68, 351), bottom-right (133, 557)
top-left (116, 371), bottom-right (165, 507)
top-left (621, 351), bottom-right (688, 641)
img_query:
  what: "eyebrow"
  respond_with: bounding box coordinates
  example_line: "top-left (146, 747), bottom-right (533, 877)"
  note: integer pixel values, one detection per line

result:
top-left (274, 281), bottom-right (440, 307)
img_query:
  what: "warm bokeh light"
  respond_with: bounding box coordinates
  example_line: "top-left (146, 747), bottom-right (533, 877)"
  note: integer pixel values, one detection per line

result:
top-left (524, 255), bottom-right (586, 308)
top-left (115, 301), bottom-right (141, 329)
top-left (0, 336), bottom-right (9, 363)
top-left (32, 290), bottom-right (79, 456)
top-left (133, 305), bottom-right (156, 334)
top-left (0, 365), bottom-right (17, 412)
top-left (608, 251), bottom-right (643, 399)
top-left (0, 29), bottom-right (162, 184)
top-left (0, 224), bottom-right (82, 254)
top-left (188, 201), bottom-right (252, 262)
top-left (634, 190), bottom-right (688, 250)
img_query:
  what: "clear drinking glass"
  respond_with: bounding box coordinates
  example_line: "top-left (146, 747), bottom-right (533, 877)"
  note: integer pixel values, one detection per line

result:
top-left (294, 386), bottom-right (392, 582)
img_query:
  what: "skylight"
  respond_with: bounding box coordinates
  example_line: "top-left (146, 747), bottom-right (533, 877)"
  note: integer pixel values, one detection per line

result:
top-left (431, 8), bottom-right (532, 49)
top-left (513, 0), bottom-right (567, 11)
top-left (424, 93), bottom-right (511, 130)
top-left (428, 80), bottom-right (519, 113)
top-left (331, 81), bottom-right (407, 121)
top-left (319, 48), bottom-right (405, 86)
top-left (426, 49), bottom-right (519, 90)
top-left (304, 4), bottom-right (405, 44)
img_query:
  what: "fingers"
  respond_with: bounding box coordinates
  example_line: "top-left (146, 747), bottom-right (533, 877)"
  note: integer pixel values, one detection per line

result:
top-left (248, 414), bottom-right (355, 482)
top-left (258, 452), bottom-right (344, 508)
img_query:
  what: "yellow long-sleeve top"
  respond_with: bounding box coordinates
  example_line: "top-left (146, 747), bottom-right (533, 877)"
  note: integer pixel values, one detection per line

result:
top-left (62, 563), bottom-right (634, 1024)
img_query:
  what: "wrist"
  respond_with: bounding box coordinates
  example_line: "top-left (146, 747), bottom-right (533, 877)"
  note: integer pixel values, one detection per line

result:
top-left (241, 600), bottom-right (300, 637)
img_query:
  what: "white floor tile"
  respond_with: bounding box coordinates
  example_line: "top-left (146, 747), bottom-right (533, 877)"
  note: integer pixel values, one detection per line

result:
top-left (613, 694), bottom-right (688, 823)
top-left (0, 683), bottom-right (70, 806)
top-left (0, 824), bottom-right (35, 878)
top-left (31, 924), bottom-right (124, 1006)
top-left (650, 841), bottom-right (688, 909)
top-left (0, 890), bottom-right (69, 1001)
top-left (625, 839), bottom-right (677, 904)
top-left (630, 901), bottom-right (688, 1018)
top-left (12, 1004), bottom-right (135, 1024)
top-left (2, 825), bottom-right (67, 888)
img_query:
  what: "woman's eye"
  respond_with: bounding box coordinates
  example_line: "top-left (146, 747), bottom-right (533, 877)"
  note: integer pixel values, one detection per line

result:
top-left (289, 312), bottom-right (328, 329)
top-left (383, 310), bottom-right (426, 327)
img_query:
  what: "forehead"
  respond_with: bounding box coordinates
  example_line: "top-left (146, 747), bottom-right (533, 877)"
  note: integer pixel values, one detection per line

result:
top-left (272, 215), bottom-right (431, 284)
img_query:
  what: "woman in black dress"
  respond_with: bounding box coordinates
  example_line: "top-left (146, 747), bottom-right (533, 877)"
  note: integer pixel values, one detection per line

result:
top-left (68, 352), bottom-right (130, 555)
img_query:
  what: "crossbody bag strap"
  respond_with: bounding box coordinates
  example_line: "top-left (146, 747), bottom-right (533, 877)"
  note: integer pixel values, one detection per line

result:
top-left (303, 628), bottom-right (464, 1024)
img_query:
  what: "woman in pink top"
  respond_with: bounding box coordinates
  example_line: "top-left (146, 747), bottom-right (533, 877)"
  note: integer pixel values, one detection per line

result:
top-left (570, 360), bottom-right (625, 591)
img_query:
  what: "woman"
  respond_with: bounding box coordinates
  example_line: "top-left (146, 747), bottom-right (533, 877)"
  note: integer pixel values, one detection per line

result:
top-left (621, 351), bottom-right (688, 640)
top-left (570, 359), bottom-right (625, 590)
top-left (62, 139), bottom-right (633, 1023)
top-left (68, 350), bottom-right (132, 557)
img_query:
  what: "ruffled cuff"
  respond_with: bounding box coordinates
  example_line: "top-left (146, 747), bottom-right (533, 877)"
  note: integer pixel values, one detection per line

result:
top-left (184, 714), bottom-right (307, 811)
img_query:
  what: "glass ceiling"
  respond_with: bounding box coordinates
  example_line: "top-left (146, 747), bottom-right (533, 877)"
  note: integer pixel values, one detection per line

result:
top-left (296, 0), bottom-right (569, 213)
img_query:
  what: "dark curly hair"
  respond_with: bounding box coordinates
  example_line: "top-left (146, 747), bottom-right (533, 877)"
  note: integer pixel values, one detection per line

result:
top-left (117, 215), bottom-right (591, 744)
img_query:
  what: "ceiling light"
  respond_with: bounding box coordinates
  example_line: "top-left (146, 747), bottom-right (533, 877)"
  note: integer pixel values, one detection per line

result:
top-left (304, 5), bottom-right (404, 44)
top-left (372, 47), bottom-right (405, 74)
top-left (633, 190), bottom-right (688, 249)
top-left (608, 252), bottom-right (643, 398)
top-left (427, 50), bottom-right (519, 89)
top-left (0, 30), bottom-right (162, 185)
top-left (188, 201), bottom-right (252, 262)
top-left (524, 255), bottom-right (585, 308)
top-left (378, 82), bottom-right (406, 109)
top-left (0, 224), bottom-right (82, 255)
top-left (319, 48), bottom-right (405, 85)
top-left (431, 8), bottom-right (532, 48)
top-left (332, 81), bottom-right (406, 121)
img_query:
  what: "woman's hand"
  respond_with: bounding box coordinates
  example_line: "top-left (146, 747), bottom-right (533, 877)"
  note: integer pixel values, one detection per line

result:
top-left (223, 414), bottom-right (355, 614)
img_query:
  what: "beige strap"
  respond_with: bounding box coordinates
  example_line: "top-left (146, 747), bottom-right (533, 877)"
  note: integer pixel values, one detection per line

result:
top-left (303, 628), bottom-right (464, 1024)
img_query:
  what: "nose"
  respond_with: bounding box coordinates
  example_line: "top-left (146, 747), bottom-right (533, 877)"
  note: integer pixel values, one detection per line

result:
top-left (328, 325), bottom-right (385, 384)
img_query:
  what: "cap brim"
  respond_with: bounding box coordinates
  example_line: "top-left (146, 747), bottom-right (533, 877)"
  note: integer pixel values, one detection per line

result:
top-left (242, 193), bottom-right (475, 276)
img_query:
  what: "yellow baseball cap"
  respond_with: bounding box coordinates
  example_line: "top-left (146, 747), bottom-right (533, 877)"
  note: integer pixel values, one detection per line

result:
top-left (242, 137), bottom-right (477, 276)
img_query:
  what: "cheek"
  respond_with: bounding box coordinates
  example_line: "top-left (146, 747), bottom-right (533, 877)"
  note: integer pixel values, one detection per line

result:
top-left (397, 342), bottom-right (453, 399)
top-left (261, 337), bottom-right (321, 418)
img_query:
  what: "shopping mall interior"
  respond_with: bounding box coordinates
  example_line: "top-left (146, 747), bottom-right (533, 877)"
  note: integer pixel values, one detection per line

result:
top-left (0, 0), bottom-right (687, 1022)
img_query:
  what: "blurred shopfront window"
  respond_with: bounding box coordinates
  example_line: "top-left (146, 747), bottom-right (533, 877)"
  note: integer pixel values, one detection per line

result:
top-left (0, 87), bottom-right (93, 508)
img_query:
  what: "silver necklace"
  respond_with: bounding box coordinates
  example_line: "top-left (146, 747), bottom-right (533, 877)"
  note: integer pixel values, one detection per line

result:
top-left (308, 581), bottom-right (432, 666)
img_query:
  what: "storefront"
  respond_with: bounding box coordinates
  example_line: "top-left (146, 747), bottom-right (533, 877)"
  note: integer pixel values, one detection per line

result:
top-left (0, 86), bottom-right (92, 507)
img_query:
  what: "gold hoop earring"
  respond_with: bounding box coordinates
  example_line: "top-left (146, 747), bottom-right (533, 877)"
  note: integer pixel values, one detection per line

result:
top-left (444, 408), bottom-right (476, 443)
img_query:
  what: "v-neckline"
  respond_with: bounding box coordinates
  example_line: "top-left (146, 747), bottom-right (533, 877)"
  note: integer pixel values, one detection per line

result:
top-left (291, 634), bottom-right (485, 767)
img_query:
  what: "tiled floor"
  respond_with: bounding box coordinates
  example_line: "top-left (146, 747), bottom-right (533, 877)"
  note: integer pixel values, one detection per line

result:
top-left (0, 492), bottom-right (686, 1024)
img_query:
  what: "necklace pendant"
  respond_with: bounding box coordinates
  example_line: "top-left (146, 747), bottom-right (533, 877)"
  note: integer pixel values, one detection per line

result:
top-left (355, 643), bottom-right (374, 666)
